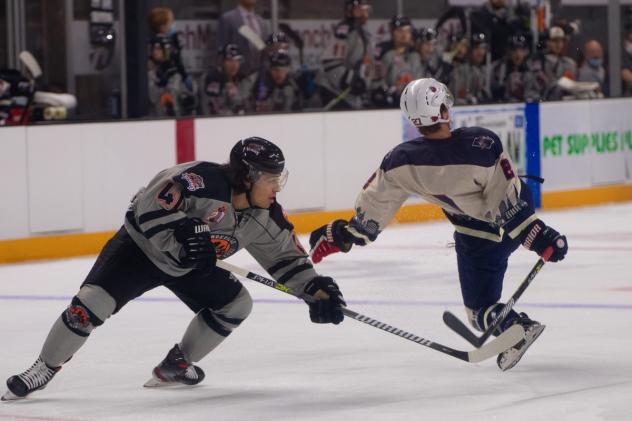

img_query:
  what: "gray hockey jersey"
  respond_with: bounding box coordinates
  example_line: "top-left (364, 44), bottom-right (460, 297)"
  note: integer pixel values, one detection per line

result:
top-left (124, 161), bottom-right (317, 296)
top-left (348, 127), bottom-right (537, 243)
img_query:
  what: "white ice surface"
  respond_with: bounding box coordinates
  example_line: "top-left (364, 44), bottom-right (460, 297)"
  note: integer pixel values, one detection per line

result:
top-left (1, 203), bottom-right (631, 421)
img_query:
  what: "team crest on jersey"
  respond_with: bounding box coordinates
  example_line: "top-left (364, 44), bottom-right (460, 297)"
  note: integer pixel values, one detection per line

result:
top-left (210, 234), bottom-right (239, 259)
top-left (206, 206), bottom-right (227, 224)
top-left (180, 172), bottom-right (205, 192)
top-left (472, 136), bottom-right (494, 150)
top-left (206, 81), bottom-right (221, 95)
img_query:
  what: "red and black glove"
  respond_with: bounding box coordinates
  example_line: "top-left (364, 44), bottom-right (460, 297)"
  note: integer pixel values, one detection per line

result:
top-left (308, 220), bottom-right (356, 264)
top-left (522, 219), bottom-right (568, 262)
top-left (174, 218), bottom-right (217, 270)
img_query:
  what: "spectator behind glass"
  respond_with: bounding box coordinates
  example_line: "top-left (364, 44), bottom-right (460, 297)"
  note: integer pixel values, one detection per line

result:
top-left (577, 40), bottom-right (607, 95)
top-left (147, 7), bottom-right (197, 117)
top-left (317, 0), bottom-right (374, 110)
top-left (252, 50), bottom-right (302, 113)
top-left (465, 32), bottom-right (491, 104)
top-left (541, 26), bottom-right (577, 100)
top-left (470, 0), bottom-right (513, 62)
top-left (201, 44), bottom-right (254, 116)
top-left (218, 0), bottom-right (271, 76)
top-left (492, 33), bottom-right (540, 102)
top-left (415, 27), bottom-right (439, 78)
top-left (371, 15), bottom-right (421, 108)
top-left (622, 26), bottom-right (632, 96)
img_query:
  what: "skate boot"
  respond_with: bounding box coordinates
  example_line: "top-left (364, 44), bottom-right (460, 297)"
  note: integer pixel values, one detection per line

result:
top-left (144, 344), bottom-right (205, 388)
top-left (497, 313), bottom-right (546, 371)
top-left (2, 357), bottom-right (61, 401)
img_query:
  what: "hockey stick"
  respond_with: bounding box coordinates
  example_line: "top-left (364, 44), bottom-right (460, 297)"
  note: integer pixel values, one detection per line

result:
top-left (238, 25), bottom-right (266, 51)
top-left (442, 247), bottom-right (554, 348)
top-left (216, 260), bottom-right (524, 363)
top-left (323, 86), bottom-right (352, 111)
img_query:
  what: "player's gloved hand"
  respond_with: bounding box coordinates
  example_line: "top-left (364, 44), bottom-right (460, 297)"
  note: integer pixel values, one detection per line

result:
top-left (174, 218), bottom-right (217, 270)
top-left (341, 69), bottom-right (367, 96)
top-left (309, 220), bottom-right (357, 264)
top-left (303, 276), bottom-right (346, 325)
top-left (521, 219), bottom-right (568, 262)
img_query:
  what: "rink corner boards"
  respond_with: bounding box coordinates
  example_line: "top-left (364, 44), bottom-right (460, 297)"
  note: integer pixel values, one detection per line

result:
top-left (2, 188), bottom-right (632, 265)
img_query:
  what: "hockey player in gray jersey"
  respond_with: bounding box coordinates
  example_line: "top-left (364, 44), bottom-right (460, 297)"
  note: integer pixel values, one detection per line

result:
top-left (317, 0), bottom-right (374, 110)
top-left (2, 137), bottom-right (345, 401)
top-left (371, 15), bottom-right (422, 108)
top-left (308, 78), bottom-right (568, 371)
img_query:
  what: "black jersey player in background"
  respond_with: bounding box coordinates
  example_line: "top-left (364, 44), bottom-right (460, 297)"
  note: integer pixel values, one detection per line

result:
top-left (309, 78), bottom-right (567, 371)
top-left (3, 137), bottom-right (345, 401)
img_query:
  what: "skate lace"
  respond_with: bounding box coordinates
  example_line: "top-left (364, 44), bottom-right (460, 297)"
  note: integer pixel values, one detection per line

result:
top-left (18, 358), bottom-right (56, 390)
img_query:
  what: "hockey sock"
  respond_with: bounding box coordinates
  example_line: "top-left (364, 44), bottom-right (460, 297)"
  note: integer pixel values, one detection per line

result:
top-left (40, 285), bottom-right (115, 367)
top-left (180, 287), bottom-right (252, 363)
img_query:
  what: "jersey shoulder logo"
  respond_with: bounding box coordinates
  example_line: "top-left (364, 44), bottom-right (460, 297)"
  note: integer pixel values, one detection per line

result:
top-left (180, 172), bottom-right (205, 192)
top-left (206, 206), bottom-right (227, 224)
top-left (472, 136), bottom-right (495, 150)
top-left (210, 234), bottom-right (239, 259)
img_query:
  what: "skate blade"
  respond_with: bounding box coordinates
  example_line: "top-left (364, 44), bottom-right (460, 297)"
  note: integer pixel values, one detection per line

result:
top-left (1, 390), bottom-right (23, 401)
top-left (499, 324), bottom-right (546, 371)
top-left (143, 376), bottom-right (180, 388)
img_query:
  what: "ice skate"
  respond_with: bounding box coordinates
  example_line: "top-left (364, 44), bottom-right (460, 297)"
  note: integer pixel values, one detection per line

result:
top-left (2, 357), bottom-right (61, 401)
top-left (143, 344), bottom-right (205, 388)
top-left (497, 313), bottom-right (545, 371)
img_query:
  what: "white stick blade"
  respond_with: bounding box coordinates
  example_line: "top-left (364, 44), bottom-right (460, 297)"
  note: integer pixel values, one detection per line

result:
top-left (19, 51), bottom-right (43, 79)
top-left (237, 25), bottom-right (266, 51)
top-left (467, 324), bottom-right (526, 363)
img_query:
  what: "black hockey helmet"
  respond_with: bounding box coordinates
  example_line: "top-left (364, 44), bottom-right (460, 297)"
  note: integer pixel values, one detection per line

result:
top-left (218, 43), bottom-right (243, 60)
top-left (345, 0), bottom-right (370, 14)
top-left (268, 50), bottom-right (291, 67)
top-left (470, 32), bottom-right (487, 47)
top-left (228, 137), bottom-right (287, 192)
top-left (266, 31), bottom-right (290, 47)
top-left (414, 27), bottom-right (436, 43)
top-left (508, 33), bottom-right (528, 50)
top-left (390, 15), bottom-right (412, 31)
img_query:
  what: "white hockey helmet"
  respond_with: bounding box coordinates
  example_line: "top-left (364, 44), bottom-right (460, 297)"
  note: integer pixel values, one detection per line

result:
top-left (400, 78), bottom-right (453, 128)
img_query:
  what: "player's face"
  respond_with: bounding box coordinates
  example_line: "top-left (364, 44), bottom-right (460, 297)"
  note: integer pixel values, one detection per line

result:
top-left (510, 47), bottom-right (527, 65)
top-left (352, 5), bottom-right (370, 25)
top-left (392, 26), bottom-right (413, 47)
top-left (548, 38), bottom-right (564, 55)
top-left (249, 170), bottom-right (288, 208)
top-left (270, 66), bottom-right (289, 85)
top-left (471, 44), bottom-right (487, 65)
top-left (223, 58), bottom-right (241, 78)
top-left (418, 41), bottom-right (434, 60)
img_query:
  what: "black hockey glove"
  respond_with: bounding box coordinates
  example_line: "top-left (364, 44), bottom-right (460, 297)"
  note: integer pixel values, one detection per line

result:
top-left (304, 276), bottom-right (346, 325)
top-left (340, 69), bottom-right (367, 96)
top-left (174, 218), bottom-right (217, 270)
top-left (521, 219), bottom-right (568, 262)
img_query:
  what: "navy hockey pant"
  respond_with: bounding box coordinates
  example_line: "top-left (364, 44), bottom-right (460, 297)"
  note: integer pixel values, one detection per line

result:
top-left (454, 231), bottom-right (522, 311)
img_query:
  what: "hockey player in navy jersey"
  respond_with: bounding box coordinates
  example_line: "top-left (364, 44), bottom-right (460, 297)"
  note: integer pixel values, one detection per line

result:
top-left (3, 137), bottom-right (346, 401)
top-left (309, 78), bottom-right (568, 371)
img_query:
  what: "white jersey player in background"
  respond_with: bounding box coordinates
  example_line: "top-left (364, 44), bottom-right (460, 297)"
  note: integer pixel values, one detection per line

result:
top-left (309, 78), bottom-right (568, 371)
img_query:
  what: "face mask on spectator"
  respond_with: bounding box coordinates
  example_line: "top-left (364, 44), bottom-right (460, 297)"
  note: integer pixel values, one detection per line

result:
top-left (588, 58), bottom-right (602, 68)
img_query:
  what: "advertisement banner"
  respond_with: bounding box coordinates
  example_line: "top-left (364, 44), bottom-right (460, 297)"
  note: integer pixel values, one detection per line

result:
top-left (540, 99), bottom-right (632, 191)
